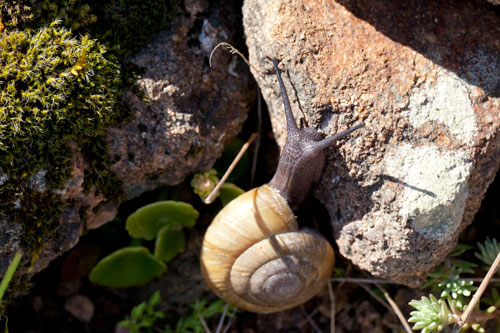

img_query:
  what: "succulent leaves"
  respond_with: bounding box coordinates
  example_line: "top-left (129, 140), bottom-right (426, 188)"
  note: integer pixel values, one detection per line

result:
top-left (89, 247), bottom-right (166, 288)
top-left (90, 201), bottom-right (198, 287)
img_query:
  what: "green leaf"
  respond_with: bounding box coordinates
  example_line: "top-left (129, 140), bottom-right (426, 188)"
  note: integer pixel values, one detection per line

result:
top-left (89, 247), bottom-right (166, 287)
top-left (149, 290), bottom-right (162, 307)
top-left (154, 226), bottom-right (185, 262)
top-left (126, 201), bottom-right (199, 240)
top-left (132, 303), bottom-right (146, 319)
top-left (219, 183), bottom-right (245, 206)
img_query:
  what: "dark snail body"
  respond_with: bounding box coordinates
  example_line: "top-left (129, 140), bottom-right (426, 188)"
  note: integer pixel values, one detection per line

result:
top-left (200, 58), bottom-right (362, 313)
top-left (269, 59), bottom-right (362, 208)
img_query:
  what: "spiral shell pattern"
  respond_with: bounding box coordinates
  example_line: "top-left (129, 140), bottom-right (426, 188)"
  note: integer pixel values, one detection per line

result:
top-left (200, 185), bottom-right (335, 313)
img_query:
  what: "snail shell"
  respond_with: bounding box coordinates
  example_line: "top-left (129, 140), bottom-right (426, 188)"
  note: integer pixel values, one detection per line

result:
top-left (200, 185), bottom-right (335, 313)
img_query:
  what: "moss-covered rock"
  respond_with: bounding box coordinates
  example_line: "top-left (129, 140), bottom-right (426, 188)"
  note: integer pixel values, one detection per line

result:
top-left (0, 0), bottom-right (178, 276)
top-left (0, 21), bottom-right (122, 259)
top-left (0, 0), bottom-right (97, 32)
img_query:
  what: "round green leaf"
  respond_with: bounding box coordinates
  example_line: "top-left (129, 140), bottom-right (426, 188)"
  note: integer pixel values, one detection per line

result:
top-left (126, 201), bottom-right (199, 240)
top-left (219, 183), bottom-right (245, 206)
top-left (154, 226), bottom-right (185, 262)
top-left (89, 247), bottom-right (166, 288)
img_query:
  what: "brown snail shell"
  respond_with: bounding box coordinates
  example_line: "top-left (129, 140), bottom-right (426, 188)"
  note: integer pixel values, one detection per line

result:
top-left (200, 185), bottom-right (335, 313)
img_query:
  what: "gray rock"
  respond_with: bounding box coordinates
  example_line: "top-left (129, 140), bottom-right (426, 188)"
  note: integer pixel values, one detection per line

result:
top-left (243, 0), bottom-right (500, 286)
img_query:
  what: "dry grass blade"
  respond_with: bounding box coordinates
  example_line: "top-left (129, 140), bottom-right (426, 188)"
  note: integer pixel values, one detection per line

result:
top-left (250, 92), bottom-right (262, 187)
top-left (209, 42), bottom-right (252, 69)
top-left (215, 303), bottom-right (229, 333)
top-left (373, 283), bottom-right (412, 333)
top-left (222, 307), bottom-right (237, 333)
top-left (300, 305), bottom-right (322, 333)
top-left (327, 279), bottom-right (335, 333)
top-left (331, 277), bottom-right (500, 284)
top-left (458, 248), bottom-right (500, 327)
top-left (331, 277), bottom-right (390, 284)
top-left (355, 282), bottom-right (393, 313)
top-left (204, 132), bottom-right (258, 204)
top-left (200, 316), bottom-right (211, 333)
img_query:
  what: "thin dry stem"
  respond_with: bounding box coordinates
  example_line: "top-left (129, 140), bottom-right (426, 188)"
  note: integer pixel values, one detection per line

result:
top-left (250, 92), bottom-right (262, 187)
top-left (331, 277), bottom-right (500, 284)
top-left (204, 133), bottom-right (258, 204)
top-left (215, 303), bottom-right (229, 333)
top-left (355, 282), bottom-right (393, 314)
top-left (459, 248), bottom-right (500, 326)
top-left (209, 42), bottom-right (253, 70)
top-left (373, 283), bottom-right (412, 333)
top-left (331, 277), bottom-right (390, 284)
top-left (300, 305), bottom-right (322, 333)
top-left (200, 316), bottom-right (211, 333)
top-left (222, 307), bottom-right (237, 333)
top-left (328, 279), bottom-right (335, 333)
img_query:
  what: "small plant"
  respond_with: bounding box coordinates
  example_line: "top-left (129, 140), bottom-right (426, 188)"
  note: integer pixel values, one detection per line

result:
top-left (190, 169), bottom-right (244, 206)
top-left (475, 237), bottom-right (500, 272)
top-left (165, 299), bottom-right (236, 333)
top-left (409, 294), bottom-right (461, 332)
top-left (190, 169), bottom-right (220, 202)
top-left (119, 291), bottom-right (165, 333)
top-left (0, 252), bottom-right (23, 303)
top-left (408, 239), bottom-right (500, 332)
top-left (0, 252), bottom-right (23, 332)
top-left (119, 291), bottom-right (237, 333)
top-left (89, 201), bottom-right (199, 287)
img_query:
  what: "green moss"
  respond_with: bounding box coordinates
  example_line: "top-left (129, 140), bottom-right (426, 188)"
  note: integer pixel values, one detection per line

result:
top-left (0, 0), bottom-right (99, 32)
top-left (0, 0), bottom-right (178, 273)
top-left (0, 22), bottom-right (122, 259)
top-left (30, 0), bottom-right (98, 31)
top-left (1, 0), bottom-right (178, 57)
top-left (0, 1), bottom-right (34, 30)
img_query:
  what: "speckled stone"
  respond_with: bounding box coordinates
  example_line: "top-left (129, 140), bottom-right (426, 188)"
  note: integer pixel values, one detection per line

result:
top-left (243, 0), bottom-right (500, 286)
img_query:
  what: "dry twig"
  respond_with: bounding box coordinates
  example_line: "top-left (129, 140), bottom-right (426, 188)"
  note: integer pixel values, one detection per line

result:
top-left (209, 42), bottom-right (253, 70)
top-left (250, 92), bottom-right (262, 187)
top-left (327, 279), bottom-right (335, 333)
top-left (204, 133), bottom-right (258, 204)
top-left (215, 303), bottom-right (229, 333)
top-left (199, 317), bottom-right (211, 333)
top-left (300, 305), bottom-right (322, 333)
top-left (458, 248), bottom-right (500, 327)
top-left (373, 283), bottom-right (412, 333)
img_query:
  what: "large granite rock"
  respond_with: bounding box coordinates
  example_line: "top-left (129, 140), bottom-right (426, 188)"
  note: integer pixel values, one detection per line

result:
top-left (243, 0), bottom-right (500, 286)
top-left (1, 0), bottom-right (254, 276)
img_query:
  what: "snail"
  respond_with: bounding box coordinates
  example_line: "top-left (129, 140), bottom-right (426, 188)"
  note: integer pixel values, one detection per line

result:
top-left (200, 58), bottom-right (363, 313)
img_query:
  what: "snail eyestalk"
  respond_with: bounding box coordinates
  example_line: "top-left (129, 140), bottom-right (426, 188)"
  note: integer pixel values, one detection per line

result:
top-left (269, 58), bottom-right (363, 208)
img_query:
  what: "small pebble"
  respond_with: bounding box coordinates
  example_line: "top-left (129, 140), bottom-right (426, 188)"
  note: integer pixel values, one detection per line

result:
top-left (64, 294), bottom-right (94, 323)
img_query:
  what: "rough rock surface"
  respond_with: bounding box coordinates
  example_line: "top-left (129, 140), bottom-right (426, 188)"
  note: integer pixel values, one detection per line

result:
top-left (1, 1), bottom-right (254, 276)
top-left (106, 3), bottom-right (255, 210)
top-left (243, 0), bottom-right (500, 286)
